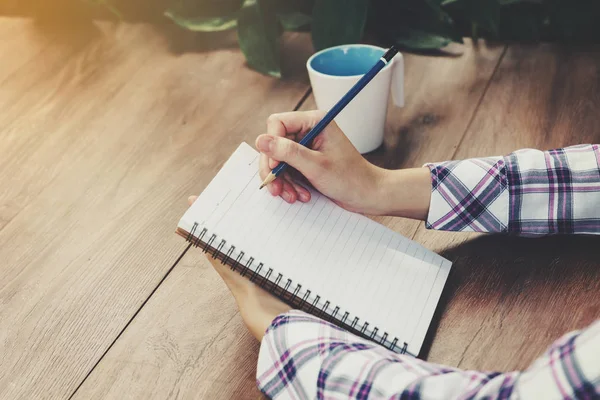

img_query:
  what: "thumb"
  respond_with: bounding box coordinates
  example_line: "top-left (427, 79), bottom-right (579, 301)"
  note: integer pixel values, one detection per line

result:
top-left (255, 135), bottom-right (321, 177)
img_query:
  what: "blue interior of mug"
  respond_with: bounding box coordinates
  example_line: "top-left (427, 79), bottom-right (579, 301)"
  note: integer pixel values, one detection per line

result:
top-left (309, 46), bottom-right (385, 76)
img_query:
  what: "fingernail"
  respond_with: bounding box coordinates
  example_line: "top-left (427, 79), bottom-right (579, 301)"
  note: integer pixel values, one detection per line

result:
top-left (299, 192), bottom-right (309, 202)
top-left (256, 136), bottom-right (273, 152)
top-left (282, 190), bottom-right (291, 202)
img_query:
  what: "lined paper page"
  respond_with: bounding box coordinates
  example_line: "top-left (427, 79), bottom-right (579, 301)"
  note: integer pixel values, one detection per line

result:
top-left (179, 142), bottom-right (451, 355)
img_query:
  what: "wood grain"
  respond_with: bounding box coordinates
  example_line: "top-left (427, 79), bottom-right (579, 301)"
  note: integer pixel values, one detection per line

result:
top-left (300, 40), bottom-right (506, 238)
top-left (71, 40), bottom-right (507, 400)
top-left (0, 18), bottom-right (310, 399)
top-left (4, 14), bottom-right (599, 398)
top-left (414, 44), bottom-right (600, 370)
top-left (72, 249), bottom-right (263, 400)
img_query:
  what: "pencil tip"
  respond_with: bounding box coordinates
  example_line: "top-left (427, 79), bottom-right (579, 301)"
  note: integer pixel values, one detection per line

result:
top-left (259, 172), bottom-right (276, 190)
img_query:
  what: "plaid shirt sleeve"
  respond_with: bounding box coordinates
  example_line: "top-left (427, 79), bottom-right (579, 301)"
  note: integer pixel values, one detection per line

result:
top-left (255, 144), bottom-right (600, 399)
top-left (425, 144), bottom-right (600, 235)
top-left (256, 310), bottom-right (600, 399)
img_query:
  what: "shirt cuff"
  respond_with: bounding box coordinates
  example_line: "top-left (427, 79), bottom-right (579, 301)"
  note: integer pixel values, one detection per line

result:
top-left (424, 156), bottom-right (509, 233)
top-left (256, 310), bottom-right (374, 399)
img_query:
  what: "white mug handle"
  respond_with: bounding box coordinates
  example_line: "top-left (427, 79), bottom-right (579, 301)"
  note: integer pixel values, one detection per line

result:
top-left (391, 53), bottom-right (404, 107)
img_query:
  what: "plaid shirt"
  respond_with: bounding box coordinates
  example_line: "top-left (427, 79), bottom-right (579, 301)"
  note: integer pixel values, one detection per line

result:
top-left (256, 145), bottom-right (600, 399)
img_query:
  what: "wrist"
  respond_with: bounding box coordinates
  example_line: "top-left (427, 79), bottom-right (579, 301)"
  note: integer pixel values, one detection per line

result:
top-left (374, 167), bottom-right (431, 220)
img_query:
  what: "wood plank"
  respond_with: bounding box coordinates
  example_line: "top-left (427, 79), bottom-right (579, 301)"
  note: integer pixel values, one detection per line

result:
top-left (0, 17), bottom-right (311, 399)
top-left (72, 250), bottom-right (263, 400)
top-left (71, 40), bottom-right (505, 399)
top-left (413, 44), bottom-right (600, 371)
top-left (299, 41), bottom-right (506, 238)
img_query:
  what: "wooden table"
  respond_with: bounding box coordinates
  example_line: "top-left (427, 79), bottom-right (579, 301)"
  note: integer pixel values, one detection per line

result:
top-left (1, 10), bottom-right (599, 400)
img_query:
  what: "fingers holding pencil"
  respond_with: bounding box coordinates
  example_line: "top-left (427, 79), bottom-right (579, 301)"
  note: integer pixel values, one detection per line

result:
top-left (255, 108), bottom-right (385, 215)
top-left (257, 111), bottom-right (325, 202)
top-left (258, 46), bottom-right (398, 191)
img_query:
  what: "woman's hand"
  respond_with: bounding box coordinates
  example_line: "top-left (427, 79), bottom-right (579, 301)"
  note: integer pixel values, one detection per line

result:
top-left (188, 196), bottom-right (291, 341)
top-left (186, 112), bottom-right (433, 339)
top-left (256, 110), bottom-right (431, 219)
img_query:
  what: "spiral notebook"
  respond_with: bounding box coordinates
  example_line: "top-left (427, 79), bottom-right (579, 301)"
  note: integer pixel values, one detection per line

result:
top-left (177, 142), bottom-right (451, 357)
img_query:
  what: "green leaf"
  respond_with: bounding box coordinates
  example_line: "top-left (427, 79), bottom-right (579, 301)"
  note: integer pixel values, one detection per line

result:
top-left (474, 0), bottom-right (500, 36)
top-left (395, 29), bottom-right (453, 49)
top-left (311, 0), bottom-right (369, 50)
top-left (164, 0), bottom-right (244, 32)
top-left (164, 10), bottom-right (237, 32)
top-left (440, 0), bottom-right (461, 5)
top-left (442, 0), bottom-right (500, 36)
top-left (272, 0), bottom-right (315, 15)
top-left (167, 0), bottom-right (245, 18)
top-left (368, 0), bottom-right (463, 47)
top-left (278, 11), bottom-right (312, 31)
top-left (423, 0), bottom-right (464, 43)
top-left (237, 0), bottom-right (282, 78)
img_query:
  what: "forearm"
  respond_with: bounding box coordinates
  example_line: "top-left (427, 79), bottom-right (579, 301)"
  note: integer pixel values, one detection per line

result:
top-left (257, 311), bottom-right (600, 399)
top-left (421, 144), bottom-right (600, 235)
top-left (374, 167), bottom-right (431, 220)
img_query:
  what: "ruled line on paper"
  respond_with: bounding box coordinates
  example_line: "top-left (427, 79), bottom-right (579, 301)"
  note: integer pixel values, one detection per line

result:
top-left (179, 142), bottom-right (451, 354)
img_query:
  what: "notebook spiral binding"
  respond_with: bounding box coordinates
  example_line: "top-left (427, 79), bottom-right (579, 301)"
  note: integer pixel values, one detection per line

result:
top-left (186, 222), bottom-right (409, 355)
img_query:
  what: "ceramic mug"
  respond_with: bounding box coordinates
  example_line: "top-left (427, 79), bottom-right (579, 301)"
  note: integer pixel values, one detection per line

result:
top-left (306, 44), bottom-right (404, 154)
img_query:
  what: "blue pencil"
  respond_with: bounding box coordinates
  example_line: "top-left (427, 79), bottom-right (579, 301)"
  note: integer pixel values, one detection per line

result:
top-left (259, 45), bottom-right (399, 190)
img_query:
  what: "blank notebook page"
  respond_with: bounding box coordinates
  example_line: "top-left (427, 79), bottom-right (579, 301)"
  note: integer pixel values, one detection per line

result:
top-left (178, 142), bottom-right (451, 356)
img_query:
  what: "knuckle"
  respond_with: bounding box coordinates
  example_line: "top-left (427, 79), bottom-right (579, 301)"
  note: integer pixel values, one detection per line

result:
top-left (310, 110), bottom-right (326, 124)
top-left (267, 113), bottom-right (280, 125)
top-left (317, 155), bottom-right (331, 169)
top-left (283, 141), bottom-right (298, 159)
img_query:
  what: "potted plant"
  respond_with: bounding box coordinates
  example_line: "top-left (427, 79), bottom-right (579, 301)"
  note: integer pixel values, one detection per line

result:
top-left (89, 0), bottom-right (600, 78)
